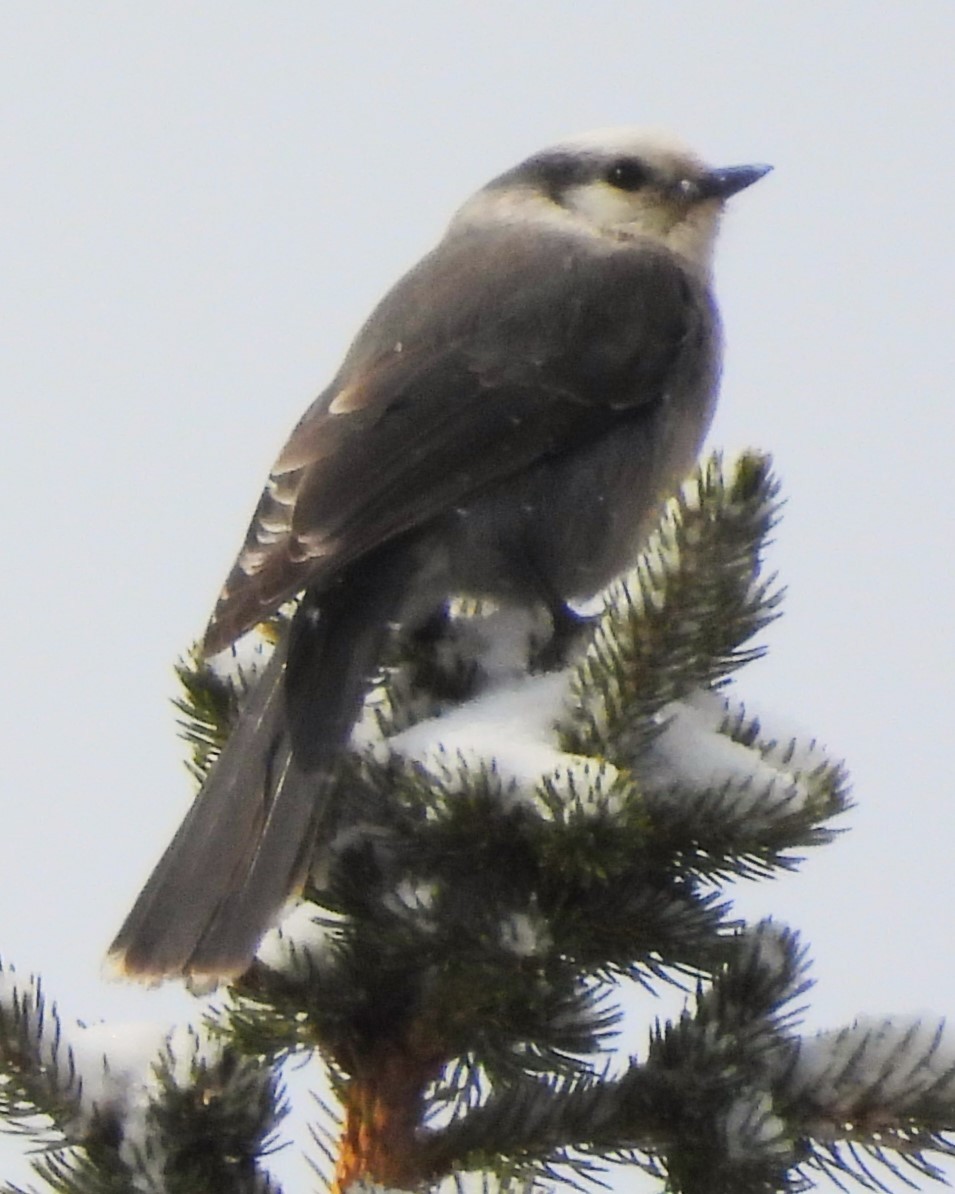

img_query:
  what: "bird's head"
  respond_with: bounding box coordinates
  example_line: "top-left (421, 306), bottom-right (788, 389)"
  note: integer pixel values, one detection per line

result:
top-left (455, 127), bottom-right (771, 274)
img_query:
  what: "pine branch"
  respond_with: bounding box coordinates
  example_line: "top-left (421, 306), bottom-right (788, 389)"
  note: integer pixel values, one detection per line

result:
top-left (562, 451), bottom-right (783, 759)
top-left (171, 650), bottom-right (237, 784)
top-left (635, 690), bottom-right (852, 882)
top-left (125, 1031), bottom-right (285, 1193)
top-left (0, 962), bottom-right (80, 1135)
top-left (777, 1017), bottom-right (955, 1191)
top-left (0, 959), bottom-right (286, 1194)
top-left (0, 960), bottom-right (127, 1194)
top-left (411, 923), bottom-right (808, 1191)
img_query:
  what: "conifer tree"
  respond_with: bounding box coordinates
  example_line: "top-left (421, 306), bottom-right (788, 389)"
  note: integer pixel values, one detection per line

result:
top-left (4, 452), bottom-right (955, 1194)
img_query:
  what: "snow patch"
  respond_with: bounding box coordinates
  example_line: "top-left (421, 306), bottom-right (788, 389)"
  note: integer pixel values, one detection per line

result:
top-left (722, 1090), bottom-right (788, 1160)
top-left (743, 921), bottom-right (795, 986)
top-left (498, 911), bottom-right (550, 958)
top-left (382, 669), bottom-right (621, 813)
top-left (205, 628), bottom-right (276, 688)
top-left (790, 1015), bottom-right (955, 1122)
top-left (383, 879), bottom-right (440, 927)
top-left (641, 690), bottom-right (811, 816)
top-left (257, 902), bottom-right (345, 978)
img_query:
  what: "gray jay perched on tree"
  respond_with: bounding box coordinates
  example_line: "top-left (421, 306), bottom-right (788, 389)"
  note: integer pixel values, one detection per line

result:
top-left (110, 128), bottom-right (770, 980)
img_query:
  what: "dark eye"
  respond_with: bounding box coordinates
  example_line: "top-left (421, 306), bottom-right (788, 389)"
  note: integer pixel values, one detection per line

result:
top-left (605, 157), bottom-right (651, 191)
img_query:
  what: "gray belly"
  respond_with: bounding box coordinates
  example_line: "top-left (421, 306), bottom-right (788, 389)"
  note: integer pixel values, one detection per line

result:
top-left (438, 384), bottom-right (714, 606)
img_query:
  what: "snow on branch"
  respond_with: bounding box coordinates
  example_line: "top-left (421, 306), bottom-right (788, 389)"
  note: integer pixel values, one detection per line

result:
top-left (636, 688), bottom-right (850, 880)
top-left (0, 959), bottom-right (84, 1144)
top-left (0, 959), bottom-right (283, 1192)
top-left (779, 1016), bottom-right (955, 1191)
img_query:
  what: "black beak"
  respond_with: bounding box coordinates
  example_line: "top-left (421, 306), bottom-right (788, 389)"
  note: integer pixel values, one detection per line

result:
top-left (697, 162), bottom-right (773, 201)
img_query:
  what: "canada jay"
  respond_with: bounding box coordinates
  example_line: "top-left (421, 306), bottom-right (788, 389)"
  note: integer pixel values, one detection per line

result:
top-left (110, 128), bottom-right (770, 979)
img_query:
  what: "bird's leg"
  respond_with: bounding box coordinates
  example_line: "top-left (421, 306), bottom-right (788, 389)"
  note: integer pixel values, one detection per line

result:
top-left (504, 540), bottom-right (598, 671)
top-left (396, 601), bottom-right (482, 703)
top-left (408, 603), bottom-right (452, 647)
top-left (535, 600), bottom-right (598, 671)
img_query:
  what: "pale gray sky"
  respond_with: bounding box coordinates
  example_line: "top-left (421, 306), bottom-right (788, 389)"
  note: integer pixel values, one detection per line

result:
top-left (2, 3), bottom-right (955, 1189)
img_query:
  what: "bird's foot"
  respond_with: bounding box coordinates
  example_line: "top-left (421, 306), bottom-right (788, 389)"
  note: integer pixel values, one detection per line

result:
top-left (535, 603), bottom-right (598, 671)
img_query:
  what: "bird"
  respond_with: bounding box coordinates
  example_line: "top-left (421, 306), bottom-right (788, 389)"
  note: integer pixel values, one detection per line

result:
top-left (109, 128), bottom-right (770, 980)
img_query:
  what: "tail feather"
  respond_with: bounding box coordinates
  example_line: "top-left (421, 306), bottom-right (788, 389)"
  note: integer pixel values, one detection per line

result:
top-left (109, 542), bottom-right (419, 981)
top-left (108, 641), bottom-right (321, 978)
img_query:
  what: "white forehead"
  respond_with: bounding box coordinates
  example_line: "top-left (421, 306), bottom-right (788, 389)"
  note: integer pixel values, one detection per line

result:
top-left (547, 126), bottom-right (706, 171)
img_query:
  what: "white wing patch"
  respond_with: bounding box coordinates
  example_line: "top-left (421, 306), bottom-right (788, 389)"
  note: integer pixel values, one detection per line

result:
top-left (225, 463), bottom-right (337, 591)
top-left (266, 472), bottom-right (298, 505)
top-left (230, 471), bottom-right (298, 576)
top-left (288, 529), bottom-right (336, 564)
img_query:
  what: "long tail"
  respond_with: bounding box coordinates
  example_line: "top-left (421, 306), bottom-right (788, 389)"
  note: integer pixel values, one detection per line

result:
top-left (109, 543), bottom-right (417, 980)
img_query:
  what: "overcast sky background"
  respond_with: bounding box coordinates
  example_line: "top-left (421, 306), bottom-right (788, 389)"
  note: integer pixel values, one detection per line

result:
top-left (3, 4), bottom-right (955, 1190)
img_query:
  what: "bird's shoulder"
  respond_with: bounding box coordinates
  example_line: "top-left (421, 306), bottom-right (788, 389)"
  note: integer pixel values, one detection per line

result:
top-left (315, 220), bottom-right (710, 423)
top-left (369, 220), bottom-right (704, 342)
